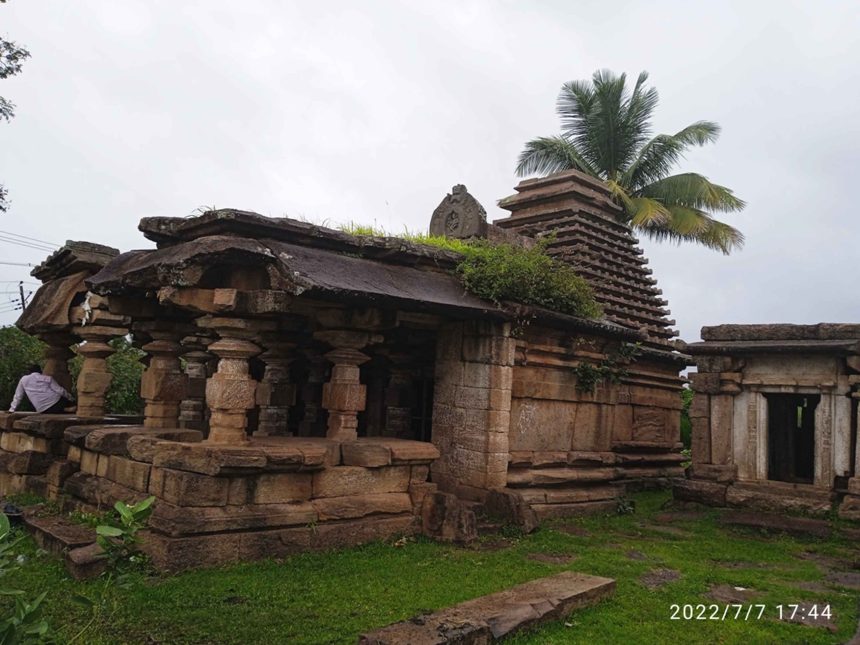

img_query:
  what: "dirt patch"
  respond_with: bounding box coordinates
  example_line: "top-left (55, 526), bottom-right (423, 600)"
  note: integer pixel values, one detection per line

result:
top-left (719, 511), bottom-right (831, 539)
top-left (470, 538), bottom-right (512, 552)
top-left (639, 524), bottom-right (690, 538)
top-left (640, 568), bottom-right (681, 589)
top-left (781, 602), bottom-right (837, 632)
top-left (557, 524), bottom-right (591, 537)
top-left (527, 553), bottom-right (575, 565)
top-left (706, 584), bottom-right (760, 603)
top-left (795, 580), bottom-right (832, 593)
top-left (825, 571), bottom-right (860, 590)
top-left (799, 551), bottom-right (852, 572)
top-left (653, 511), bottom-right (704, 524)
top-left (713, 560), bottom-right (766, 570)
top-left (626, 550), bottom-right (648, 561)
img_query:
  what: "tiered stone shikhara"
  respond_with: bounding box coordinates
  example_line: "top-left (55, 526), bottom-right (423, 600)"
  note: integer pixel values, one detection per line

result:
top-left (0, 170), bottom-right (686, 570)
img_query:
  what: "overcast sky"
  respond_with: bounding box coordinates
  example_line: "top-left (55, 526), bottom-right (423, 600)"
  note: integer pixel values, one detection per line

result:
top-left (1, 0), bottom-right (858, 339)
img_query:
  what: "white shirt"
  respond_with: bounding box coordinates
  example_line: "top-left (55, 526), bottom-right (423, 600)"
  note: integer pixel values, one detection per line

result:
top-left (9, 373), bottom-right (72, 413)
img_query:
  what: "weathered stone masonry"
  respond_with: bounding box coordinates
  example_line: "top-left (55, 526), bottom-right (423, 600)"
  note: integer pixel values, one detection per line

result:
top-left (0, 170), bottom-right (687, 569)
top-left (675, 324), bottom-right (860, 517)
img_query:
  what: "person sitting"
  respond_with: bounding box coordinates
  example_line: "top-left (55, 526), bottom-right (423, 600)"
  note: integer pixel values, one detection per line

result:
top-left (8, 365), bottom-right (75, 414)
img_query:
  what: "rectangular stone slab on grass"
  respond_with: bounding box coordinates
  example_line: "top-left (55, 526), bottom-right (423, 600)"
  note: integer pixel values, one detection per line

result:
top-left (359, 571), bottom-right (615, 644)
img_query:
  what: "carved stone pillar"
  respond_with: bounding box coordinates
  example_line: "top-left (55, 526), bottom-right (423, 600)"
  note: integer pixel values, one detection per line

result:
top-left (75, 326), bottom-right (120, 418)
top-left (384, 364), bottom-right (415, 438)
top-left (40, 334), bottom-right (74, 393)
top-left (140, 336), bottom-right (188, 429)
top-left (179, 335), bottom-right (214, 432)
top-left (315, 330), bottom-right (381, 442)
top-left (255, 339), bottom-right (296, 436)
top-left (296, 350), bottom-right (328, 437)
top-left (205, 336), bottom-right (261, 445)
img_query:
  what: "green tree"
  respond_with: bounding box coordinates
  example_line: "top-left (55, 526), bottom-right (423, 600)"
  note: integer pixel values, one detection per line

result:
top-left (0, 326), bottom-right (145, 415)
top-left (70, 337), bottom-right (145, 416)
top-left (0, 0), bottom-right (31, 213)
top-left (516, 70), bottom-right (745, 254)
top-left (0, 326), bottom-right (44, 409)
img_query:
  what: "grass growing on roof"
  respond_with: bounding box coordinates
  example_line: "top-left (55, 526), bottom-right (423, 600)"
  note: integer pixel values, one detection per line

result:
top-left (3, 490), bottom-right (858, 644)
top-left (336, 223), bottom-right (602, 319)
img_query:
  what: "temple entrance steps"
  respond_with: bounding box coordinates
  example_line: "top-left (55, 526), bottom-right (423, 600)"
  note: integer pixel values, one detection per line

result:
top-left (358, 571), bottom-right (615, 644)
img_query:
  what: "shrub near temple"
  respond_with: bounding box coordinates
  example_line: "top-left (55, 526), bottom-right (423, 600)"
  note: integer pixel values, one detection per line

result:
top-left (346, 225), bottom-right (603, 320)
top-left (454, 240), bottom-right (601, 319)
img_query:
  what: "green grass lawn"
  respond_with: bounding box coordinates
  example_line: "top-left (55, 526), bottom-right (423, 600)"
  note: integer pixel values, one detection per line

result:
top-left (3, 491), bottom-right (858, 644)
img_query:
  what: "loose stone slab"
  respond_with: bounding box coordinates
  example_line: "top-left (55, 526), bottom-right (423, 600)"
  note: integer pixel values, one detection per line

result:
top-left (719, 511), bottom-right (832, 539)
top-left (358, 571), bottom-right (615, 644)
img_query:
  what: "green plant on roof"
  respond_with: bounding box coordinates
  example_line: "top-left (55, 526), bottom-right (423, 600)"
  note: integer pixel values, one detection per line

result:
top-left (337, 223), bottom-right (601, 319)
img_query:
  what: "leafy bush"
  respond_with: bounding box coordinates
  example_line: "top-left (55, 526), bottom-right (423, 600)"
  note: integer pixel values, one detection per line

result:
top-left (0, 327), bottom-right (45, 410)
top-left (96, 497), bottom-right (155, 570)
top-left (455, 241), bottom-right (601, 318)
top-left (0, 513), bottom-right (52, 643)
top-left (0, 327), bottom-right (144, 415)
top-left (338, 225), bottom-right (601, 319)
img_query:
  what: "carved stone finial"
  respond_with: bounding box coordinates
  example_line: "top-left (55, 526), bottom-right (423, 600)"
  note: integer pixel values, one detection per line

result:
top-left (428, 185), bottom-right (488, 239)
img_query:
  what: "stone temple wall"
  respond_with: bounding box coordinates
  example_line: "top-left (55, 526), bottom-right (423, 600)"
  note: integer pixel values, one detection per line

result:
top-left (505, 324), bottom-right (684, 520)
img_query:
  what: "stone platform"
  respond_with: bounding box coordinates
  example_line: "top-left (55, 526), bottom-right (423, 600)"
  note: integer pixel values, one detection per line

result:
top-left (358, 571), bottom-right (615, 644)
top-left (0, 415), bottom-right (441, 571)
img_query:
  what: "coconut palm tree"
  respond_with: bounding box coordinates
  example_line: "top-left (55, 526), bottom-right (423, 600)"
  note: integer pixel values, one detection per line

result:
top-left (516, 70), bottom-right (745, 253)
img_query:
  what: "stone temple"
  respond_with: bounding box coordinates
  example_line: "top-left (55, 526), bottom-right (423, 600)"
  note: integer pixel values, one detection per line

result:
top-left (675, 323), bottom-right (860, 518)
top-left (0, 169), bottom-right (687, 570)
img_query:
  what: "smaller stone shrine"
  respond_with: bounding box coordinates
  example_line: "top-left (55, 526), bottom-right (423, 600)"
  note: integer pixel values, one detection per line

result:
top-left (675, 323), bottom-right (860, 517)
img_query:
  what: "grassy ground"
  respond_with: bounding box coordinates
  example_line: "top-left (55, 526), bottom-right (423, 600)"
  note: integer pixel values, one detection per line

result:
top-left (2, 491), bottom-right (858, 644)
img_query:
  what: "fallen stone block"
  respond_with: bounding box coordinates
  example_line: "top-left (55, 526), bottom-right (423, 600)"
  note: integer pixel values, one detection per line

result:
top-left (359, 571), bottom-right (615, 644)
top-left (484, 488), bottom-right (538, 533)
top-left (66, 543), bottom-right (108, 580)
top-left (719, 510), bottom-right (832, 539)
top-left (422, 491), bottom-right (477, 544)
top-left (23, 514), bottom-right (95, 556)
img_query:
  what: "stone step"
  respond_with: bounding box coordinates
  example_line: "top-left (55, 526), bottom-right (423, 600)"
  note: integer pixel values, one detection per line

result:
top-left (23, 512), bottom-right (96, 556)
top-left (358, 571), bottom-right (615, 644)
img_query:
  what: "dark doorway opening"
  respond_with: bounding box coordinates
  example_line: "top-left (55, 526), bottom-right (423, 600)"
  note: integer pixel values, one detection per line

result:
top-left (766, 394), bottom-right (819, 484)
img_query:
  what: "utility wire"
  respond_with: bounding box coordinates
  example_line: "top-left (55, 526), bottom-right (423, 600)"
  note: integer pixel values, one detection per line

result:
top-left (0, 261), bottom-right (36, 267)
top-left (0, 229), bottom-right (60, 247)
top-left (0, 236), bottom-right (56, 252)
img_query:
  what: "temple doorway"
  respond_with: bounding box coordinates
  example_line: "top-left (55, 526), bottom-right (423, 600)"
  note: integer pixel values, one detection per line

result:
top-left (766, 393), bottom-right (818, 484)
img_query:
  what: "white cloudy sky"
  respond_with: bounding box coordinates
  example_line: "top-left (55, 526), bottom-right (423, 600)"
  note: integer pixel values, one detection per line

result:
top-left (1, 0), bottom-right (858, 338)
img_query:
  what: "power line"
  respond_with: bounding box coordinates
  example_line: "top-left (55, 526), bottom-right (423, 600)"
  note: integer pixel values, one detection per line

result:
top-left (0, 229), bottom-right (60, 247)
top-left (0, 235), bottom-right (55, 253)
top-left (0, 261), bottom-right (36, 267)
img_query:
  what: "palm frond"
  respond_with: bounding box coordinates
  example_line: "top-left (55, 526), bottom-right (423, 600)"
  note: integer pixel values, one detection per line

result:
top-left (636, 206), bottom-right (744, 254)
top-left (621, 120), bottom-right (715, 190)
top-left (638, 173), bottom-right (745, 212)
top-left (515, 136), bottom-right (598, 177)
top-left (627, 196), bottom-right (670, 228)
top-left (672, 121), bottom-right (720, 146)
